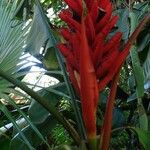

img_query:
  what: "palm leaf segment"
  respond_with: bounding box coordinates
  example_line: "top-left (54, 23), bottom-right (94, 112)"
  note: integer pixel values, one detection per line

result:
top-left (0, 0), bottom-right (29, 97)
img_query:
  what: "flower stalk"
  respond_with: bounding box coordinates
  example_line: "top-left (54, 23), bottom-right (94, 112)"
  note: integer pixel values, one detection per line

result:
top-left (100, 72), bottom-right (120, 150)
top-left (58, 0), bottom-right (150, 149)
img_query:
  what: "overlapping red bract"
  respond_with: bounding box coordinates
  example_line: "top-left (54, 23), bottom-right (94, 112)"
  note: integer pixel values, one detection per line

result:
top-left (58, 0), bottom-right (129, 140)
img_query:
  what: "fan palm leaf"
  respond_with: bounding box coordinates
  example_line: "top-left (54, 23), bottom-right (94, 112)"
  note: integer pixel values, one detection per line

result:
top-left (0, 0), bottom-right (51, 148)
top-left (0, 0), bottom-right (29, 98)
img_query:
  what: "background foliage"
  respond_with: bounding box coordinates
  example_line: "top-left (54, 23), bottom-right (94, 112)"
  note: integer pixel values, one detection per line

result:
top-left (0, 0), bottom-right (150, 150)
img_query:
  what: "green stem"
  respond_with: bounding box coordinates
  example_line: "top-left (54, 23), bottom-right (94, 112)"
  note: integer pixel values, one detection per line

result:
top-left (55, 48), bottom-right (86, 139)
top-left (0, 69), bottom-right (81, 145)
top-left (88, 137), bottom-right (97, 150)
top-left (50, 26), bottom-right (86, 140)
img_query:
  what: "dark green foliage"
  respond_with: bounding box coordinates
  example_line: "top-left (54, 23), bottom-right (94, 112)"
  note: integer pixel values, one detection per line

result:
top-left (51, 124), bottom-right (73, 146)
top-left (0, 0), bottom-right (150, 149)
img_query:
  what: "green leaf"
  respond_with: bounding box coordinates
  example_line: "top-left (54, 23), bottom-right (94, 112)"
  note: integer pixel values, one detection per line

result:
top-left (131, 128), bottom-right (150, 150)
top-left (43, 47), bottom-right (59, 70)
top-left (11, 116), bottom-right (57, 149)
top-left (25, 0), bottom-right (59, 70)
top-left (29, 100), bottom-right (50, 124)
top-left (129, 12), bottom-right (148, 130)
top-left (112, 108), bottom-right (125, 128)
top-left (137, 102), bottom-right (148, 131)
top-left (13, 0), bottom-right (32, 20)
top-left (137, 33), bottom-right (150, 52)
top-left (28, 83), bottom-right (68, 124)
top-left (130, 46), bottom-right (144, 98)
top-left (4, 96), bottom-right (50, 148)
top-left (0, 0), bottom-right (30, 98)
top-left (116, 8), bottom-right (129, 41)
top-left (25, 1), bottom-right (53, 55)
top-left (0, 103), bottom-right (34, 149)
top-left (127, 92), bottom-right (137, 102)
top-left (0, 69), bottom-right (81, 145)
top-left (130, 16), bottom-right (148, 130)
top-left (133, 1), bottom-right (150, 21)
top-left (0, 137), bottom-right (11, 150)
top-left (128, 74), bottom-right (136, 92)
top-left (10, 138), bottom-right (29, 150)
top-left (13, 0), bottom-right (25, 19)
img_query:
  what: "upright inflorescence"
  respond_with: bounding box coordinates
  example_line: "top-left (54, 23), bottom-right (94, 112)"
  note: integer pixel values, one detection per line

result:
top-left (58, 0), bottom-right (127, 144)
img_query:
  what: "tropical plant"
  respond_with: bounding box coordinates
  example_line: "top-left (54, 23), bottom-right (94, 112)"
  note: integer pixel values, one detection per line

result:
top-left (0, 0), bottom-right (150, 150)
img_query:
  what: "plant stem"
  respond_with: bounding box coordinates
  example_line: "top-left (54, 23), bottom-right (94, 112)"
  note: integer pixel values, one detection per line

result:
top-left (100, 72), bottom-right (120, 150)
top-left (55, 48), bottom-right (86, 139)
top-left (50, 27), bottom-right (86, 140)
top-left (0, 69), bottom-right (81, 145)
top-left (88, 137), bottom-right (97, 150)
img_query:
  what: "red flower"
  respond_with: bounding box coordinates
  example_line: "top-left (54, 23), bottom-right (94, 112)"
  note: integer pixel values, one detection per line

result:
top-left (79, 18), bottom-right (99, 139)
top-left (58, 0), bottom-right (129, 142)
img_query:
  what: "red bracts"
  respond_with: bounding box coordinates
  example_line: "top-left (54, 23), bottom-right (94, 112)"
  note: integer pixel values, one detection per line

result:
top-left (58, 0), bottom-right (128, 141)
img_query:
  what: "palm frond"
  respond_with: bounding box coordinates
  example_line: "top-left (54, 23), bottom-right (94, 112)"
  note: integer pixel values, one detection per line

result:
top-left (0, 103), bottom-right (34, 150)
top-left (0, 0), bottom-right (30, 96)
top-left (0, 1), bottom-right (51, 148)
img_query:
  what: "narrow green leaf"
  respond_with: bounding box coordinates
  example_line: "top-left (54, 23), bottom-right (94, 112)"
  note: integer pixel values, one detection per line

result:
top-left (129, 13), bottom-right (143, 98)
top-left (25, 0), bottom-right (56, 60)
top-left (11, 114), bottom-right (57, 150)
top-left (116, 8), bottom-right (129, 41)
top-left (130, 46), bottom-right (144, 98)
top-left (5, 96), bottom-right (50, 148)
top-left (129, 12), bottom-right (148, 130)
top-left (137, 101), bottom-right (148, 131)
top-left (0, 103), bottom-right (34, 150)
top-left (131, 128), bottom-right (150, 150)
